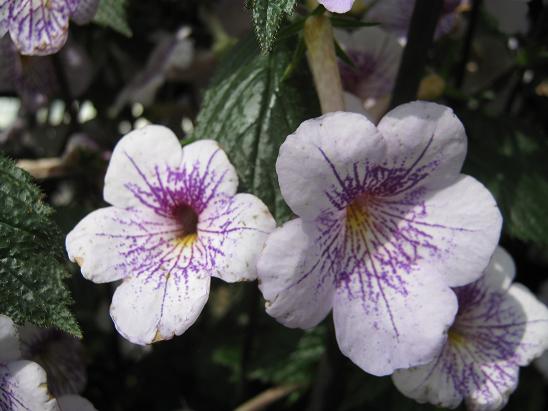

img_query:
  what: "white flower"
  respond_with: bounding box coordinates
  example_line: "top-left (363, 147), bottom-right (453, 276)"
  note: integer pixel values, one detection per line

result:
top-left (393, 247), bottom-right (548, 411)
top-left (66, 125), bottom-right (276, 345)
top-left (257, 101), bottom-right (502, 376)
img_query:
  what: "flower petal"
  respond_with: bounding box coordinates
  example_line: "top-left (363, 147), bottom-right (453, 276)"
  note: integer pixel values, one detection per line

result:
top-left (377, 101), bottom-right (467, 192)
top-left (8, 0), bottom-right (77, 56)
top-left (0, 314), bottom-right (21, 363)
top-left (276, 112), bottom-right (386, 219)
top-left (1, 360), bottom-right (59, 411)
top-left (103, 125), bottom-right (184, 210)
top-left (105, 131), bottom-right (237, 216)
top-left (318, 0), bottom-right (356, 13)
top-left (199, 193), bottom-right (275, 283)
top-left (110, 269), bottom-right (210, 345)
top-left (393, 247), bottom-right (548, 411)
top-left (57, 395), bottom-right (97, 411)
top-left (67, 207), bottom-right (183, 284)
top-left (333, 262), bottom-right (458, 376)
top-left (257, 218), bottom-right (341, 329)
top-left (179, 139), bottom-right (238, 207)
top-left (402, 175), bottom-right (502, 287)
top-left (69, 0), bottom-right (99, 25)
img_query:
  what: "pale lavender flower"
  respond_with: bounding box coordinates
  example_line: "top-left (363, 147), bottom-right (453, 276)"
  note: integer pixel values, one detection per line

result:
top-left (257, 101), bottom-right (502, 376)
top-left (0, 314), bottom-right (59, 410)
top-left (364, 0), bottom-right (465, 41)
top-left (66, 125), bottom-right (276, 345)
top-left (319, 0), bottom-right (357, 13)
top-left (336, 26), bottom-right (403, 122)
top-left (393, 247), bottom-right (548, 411)
top-left (0, 0), bottom-right (99, 55)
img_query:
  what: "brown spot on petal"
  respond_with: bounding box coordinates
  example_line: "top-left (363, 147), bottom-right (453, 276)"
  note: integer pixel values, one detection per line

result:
top-left (152, 330), bottom-right (164, 343)
top-left (74, 256), bottom-right (84, 267)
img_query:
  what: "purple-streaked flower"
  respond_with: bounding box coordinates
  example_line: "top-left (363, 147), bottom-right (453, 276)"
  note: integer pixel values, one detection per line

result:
top-left (319, 0), bottom-right (356, 13)
top-left (257, 101), bottom-right (502, 376)
top-left (19, 326), bottom-right (87, 397)
top-left (363, 0), bottom-right (465, 42)
top-left (336, 26), bottom-right (403, 122)
top-left (0, 35), bottom-right (93, 111)
top-left (0, 314), bottom-right (59, 410)
top-left (66, 125), bottom-right (276, 345)
top-left (393, 247), bottom-right (548, 410)
top-left (0, 0), bottom-right (99, 55)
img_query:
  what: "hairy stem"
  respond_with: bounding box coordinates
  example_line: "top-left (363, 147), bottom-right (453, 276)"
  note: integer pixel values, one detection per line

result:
top-left (304, 13), bottom-right (345, 113)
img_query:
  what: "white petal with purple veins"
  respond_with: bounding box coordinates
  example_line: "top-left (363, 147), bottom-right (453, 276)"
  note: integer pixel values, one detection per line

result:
top-left (200, 193), bottom-right (276, 283)
top-left (377, 101), bottom-right (467, 191)
top-left (387, 174), bottom-right (502, 287)
top-left (110, 266), bottom-right (210, 345)
top-left (1, 360), bottom-right (60, 411)
top-left (258, 218), bottom-right (340, 329)
top-left (276, 112), bottom-right (386, 220)
top-left (333, 255), bottom-right (458, 376)
top-left (9, 0), bottom-right (78, 56)
top-left (104, 125), bottom-right (184, 210)
top-left (393, 247), bottom-right (548, 411)
top-left (0, 314), bottom-right (21, 364)
top-left (66, 207), bottom-right (184, 284)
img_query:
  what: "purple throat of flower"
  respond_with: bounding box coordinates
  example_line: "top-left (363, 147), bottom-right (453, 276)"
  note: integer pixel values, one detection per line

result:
top-left (171, 203), bottom-right (199, 245)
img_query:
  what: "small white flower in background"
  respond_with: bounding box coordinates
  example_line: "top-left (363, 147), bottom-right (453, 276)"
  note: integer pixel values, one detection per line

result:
top-left (393, 247), bottom-right (548, 411)
top-left (336, 26), bottom-right (403, 123)
top-left (257, 101), bottom-right (502, 376)
top-left (66, 125), bottom-right (276, 345)
top-left (0, 315), bottom-right (96, 411)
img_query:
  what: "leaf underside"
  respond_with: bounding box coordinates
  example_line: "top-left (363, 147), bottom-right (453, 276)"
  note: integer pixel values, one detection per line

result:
top-left (0, 155), bottom-right (80, 337)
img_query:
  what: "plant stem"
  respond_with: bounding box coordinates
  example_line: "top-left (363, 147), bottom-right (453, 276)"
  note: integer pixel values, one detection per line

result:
top-left (455, 0), bottom-right (483, 88)
top-left (390, 0), bottom-right (443, 108)
top-left (234, 384), bottom-right (302, 411)
top-left (304, 13), bottom-right (345, 113)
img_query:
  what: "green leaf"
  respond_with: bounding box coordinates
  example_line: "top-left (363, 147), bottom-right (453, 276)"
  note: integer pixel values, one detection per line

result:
top-left (93, 0), bottom-right (132, 37)
top-left (248, 0), bottom-right (297, 52)
top-left (193, 35), bottom-right (320, 223)
top-left (461, 110), bottom-right (548, 246)
top-left (0, 155), bottom-right (80, 337)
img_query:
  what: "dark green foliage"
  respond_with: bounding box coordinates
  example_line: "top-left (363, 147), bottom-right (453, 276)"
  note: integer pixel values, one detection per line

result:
top-left (193, 35), bottom-right (320, 223)
top-left (93, 0), bottom-right (133, 37)
top-left (0, 155), bottom-right (80, 336)
top-left (248, 0), bottom-right (297, 52)
top-left (461, 110), bottom-right (548, 246)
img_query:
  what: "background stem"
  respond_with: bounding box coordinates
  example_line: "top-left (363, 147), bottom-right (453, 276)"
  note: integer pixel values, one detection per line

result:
top-left (390, 0), bottom-right (443, 108)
